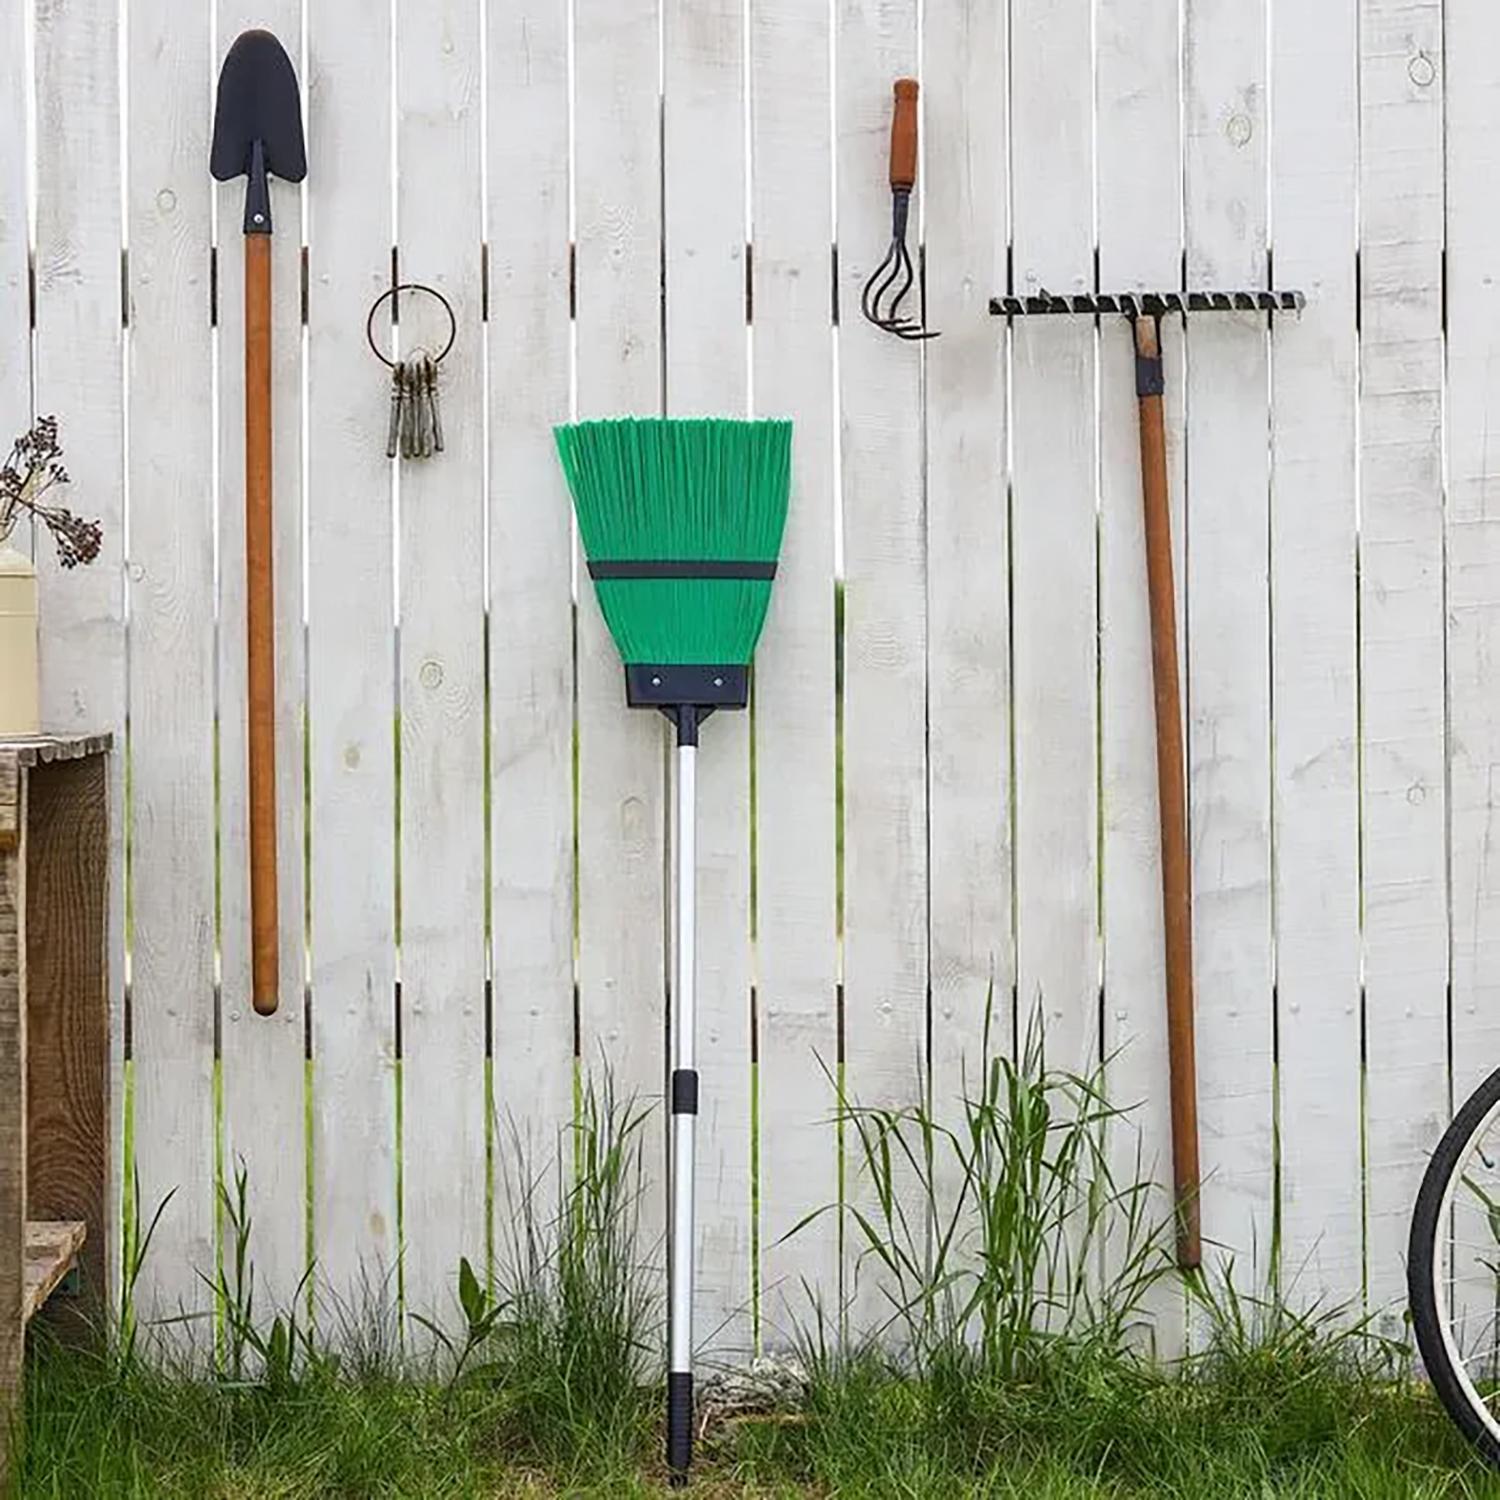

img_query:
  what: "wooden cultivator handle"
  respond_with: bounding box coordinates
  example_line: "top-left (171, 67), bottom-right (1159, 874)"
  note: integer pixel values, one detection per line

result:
top-left (245, 232), bottom-right (279, 1017)
top-left (889, 78), bottom-right (918, 191)
top-left (1134, 314), bottom-right (1200, 1269)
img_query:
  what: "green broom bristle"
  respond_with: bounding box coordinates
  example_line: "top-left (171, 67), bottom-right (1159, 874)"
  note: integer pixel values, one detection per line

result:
top-left (554, 417), bottom-right (792, 668)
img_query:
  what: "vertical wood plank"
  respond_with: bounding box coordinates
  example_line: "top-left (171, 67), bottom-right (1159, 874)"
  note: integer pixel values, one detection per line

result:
top-left (32, 0), bottom-right (126, 1314)
top-left (1183, 0), bottom-right (1273, 1280)
top-left (306, 0), bottom-right (399, 1302)
top-left (1096, 0), bottom-right (1187, 1352)
top-left (395, 0), bottom-right (488, 1327)
top-left (1438, 0), bottom-right (1496, 1357)
top-left (1009, 0), bottom-right (1097, 1077)
top-left (1270, 0), bottom-right (1361, 1307)
top-left (125, 0), bottom-right (218, 1336)
top-left (573, 0), bottom-right (668, 1276)
top-left (836, 0), bottom-right (926, 1330)
top-left (923, 0), bottom-right (1010, 1256)
top-left (1358, 0), bottom-right (1446, 1323)
top-left (663, 0), bottom-right (753, 1359)
top-left (0, 764), bottom-right (23, 1485)
top-left (487, 0), bottom-right (575, 1257)
top-left (0, 0), bottom-right (28, 425)
top-left (1445, 0), bottom-right (1500, 1107)
top-left (216, 1), bottom-right (307, 1317)
top-left (751, 0), bottom-right (839, 1350)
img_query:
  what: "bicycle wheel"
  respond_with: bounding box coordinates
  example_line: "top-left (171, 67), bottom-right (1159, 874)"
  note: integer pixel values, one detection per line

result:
top-left (1410, 1063), bottom-right (1500, 1467)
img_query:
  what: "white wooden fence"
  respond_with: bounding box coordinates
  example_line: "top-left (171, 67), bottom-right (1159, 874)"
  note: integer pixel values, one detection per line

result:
top-left (3, 0), bottom-right (1495, 1362)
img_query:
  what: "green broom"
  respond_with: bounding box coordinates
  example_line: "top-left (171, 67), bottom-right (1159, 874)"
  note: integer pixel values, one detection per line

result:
top-left (554, 416), bottom-right (792, 1487)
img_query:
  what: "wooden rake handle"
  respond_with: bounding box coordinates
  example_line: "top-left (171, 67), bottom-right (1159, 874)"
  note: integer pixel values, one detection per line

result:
top-left (889, 78), bottom-right (919, 191)
top-left (1134, 314), bottom-right (1200, 1269)
top-left (245, 232), bottom-right (279, 1017)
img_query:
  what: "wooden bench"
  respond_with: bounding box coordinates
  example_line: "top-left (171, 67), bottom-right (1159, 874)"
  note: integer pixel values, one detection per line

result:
top-left (1, 734), bottom-right (111, 1483)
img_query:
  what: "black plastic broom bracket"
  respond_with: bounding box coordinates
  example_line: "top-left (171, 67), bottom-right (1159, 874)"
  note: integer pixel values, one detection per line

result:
top-left (624, 664), bottom-right (749, 743)
top-left (665, 704), bottom-right (710, 746)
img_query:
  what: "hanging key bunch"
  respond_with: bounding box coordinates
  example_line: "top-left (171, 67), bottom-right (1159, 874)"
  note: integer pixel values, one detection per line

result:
top-left (0, 416), bottom-right (103, 567)
top-left (365, 282), bottom-right (455, 462)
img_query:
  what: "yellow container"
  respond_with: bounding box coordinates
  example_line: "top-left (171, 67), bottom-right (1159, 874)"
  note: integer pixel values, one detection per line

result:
top-left (0, 541), bottom-right (39, 736)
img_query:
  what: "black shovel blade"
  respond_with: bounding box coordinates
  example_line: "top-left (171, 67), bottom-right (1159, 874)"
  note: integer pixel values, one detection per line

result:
top-left (211, 30), bottom-right (306, 186)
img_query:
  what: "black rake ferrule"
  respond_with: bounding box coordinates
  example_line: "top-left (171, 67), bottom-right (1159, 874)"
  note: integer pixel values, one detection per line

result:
top-left (587, 559), bottom-right (778, 581)
top-left (667, 1372), bottom-right (694, 1484)
top-left (1136, 352), bottom-right (1165, 398)
top-left (989, 288), bottom-right (1305, 319)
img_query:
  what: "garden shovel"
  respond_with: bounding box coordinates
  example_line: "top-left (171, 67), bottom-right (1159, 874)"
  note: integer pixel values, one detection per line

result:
top-left (212, 30), bottom-right (306, 1018)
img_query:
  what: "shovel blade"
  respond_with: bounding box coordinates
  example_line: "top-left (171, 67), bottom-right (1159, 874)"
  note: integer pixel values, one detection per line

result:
top-left (211, 30), bottom-right (306, 185)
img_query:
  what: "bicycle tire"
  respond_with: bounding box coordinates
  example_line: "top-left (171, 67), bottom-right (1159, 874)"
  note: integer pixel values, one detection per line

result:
top-left (1409, 1062), bottom-right (1500, 1468)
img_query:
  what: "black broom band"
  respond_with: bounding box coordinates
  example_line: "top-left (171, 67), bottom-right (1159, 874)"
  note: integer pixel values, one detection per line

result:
top-left (587, 559), bottom-right (778, 581)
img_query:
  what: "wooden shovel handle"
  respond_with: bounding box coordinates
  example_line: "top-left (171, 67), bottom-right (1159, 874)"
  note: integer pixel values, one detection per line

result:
top-left (246, 233), bottom-right (279, 1017)
top-left (889, 78), bottom-right (919, 191)
top-left (1134, 314), bottom-right (1200, 1269)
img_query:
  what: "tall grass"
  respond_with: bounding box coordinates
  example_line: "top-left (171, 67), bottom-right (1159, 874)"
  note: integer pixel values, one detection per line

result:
top-left (17, 1040), bottom-right (1500, 1497)
top-left (446, 1070), bottom-right (658, 1472)
top-left (808, 991), bottom-right (1168, 1389)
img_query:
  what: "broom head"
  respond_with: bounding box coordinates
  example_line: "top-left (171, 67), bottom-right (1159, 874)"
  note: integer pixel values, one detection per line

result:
top-left (554, 417), bottom-right (792, 711)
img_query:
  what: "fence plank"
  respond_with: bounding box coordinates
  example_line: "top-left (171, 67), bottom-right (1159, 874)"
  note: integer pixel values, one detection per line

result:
top-left (216, 1), bottom-right (307, 1320)
top-left (1445, 0), bottom-right (1500, 1110)
top-left (573, 0), bottom-right (668, 1285)
top-left (124, 0), bottom-right (217, 1338)
top-left (487, 0), bottom-right (575, 1261)
top-left (1359, 0), bottom-right (1447, 1326)
top-left (1440, 0), bottom-right (1499, 1359)
top-left (1096, 0), bottom-right (1187, 1354)
top-left (923, 0), bottom-right (1010, 1259)
top-left (1183, 0), bottom-right (1273, 1283)
top-left (306, 0), bottom-right (399, 1306)
top-left (0, 0), bottom-right (27, 424)
top-left (1009, 0), bottom-right (1097, 1078)
top-left (1270, 0), bottom-right (1361, 1309)
top-left (663, 0), bottom-right (754, 1359)
top-left (751, 0), bottom-right (839, 1352)
top-left (394, 0), bottom-right (488, 1329)
top-left (32, 0), bottom-right (125, 1313)
top-left (835, 0), bottom-right (926, 1332)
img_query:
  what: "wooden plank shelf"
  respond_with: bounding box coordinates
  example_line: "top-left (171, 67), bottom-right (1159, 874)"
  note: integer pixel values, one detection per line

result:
top-left (23, 1221), bottom-right (86, 1324)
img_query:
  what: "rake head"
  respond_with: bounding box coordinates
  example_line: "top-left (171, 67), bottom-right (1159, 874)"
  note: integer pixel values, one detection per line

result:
top-left (989, 288), bottom-right (1305, 319)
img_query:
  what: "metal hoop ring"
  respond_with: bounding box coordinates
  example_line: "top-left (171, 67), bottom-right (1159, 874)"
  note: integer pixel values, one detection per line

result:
top-left (365, 282), bottom-right (457, 369)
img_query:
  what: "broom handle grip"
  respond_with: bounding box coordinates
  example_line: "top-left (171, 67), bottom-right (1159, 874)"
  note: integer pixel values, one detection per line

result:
top-left (1134, 313), bottom-right (1199, 1268)
top-left (889, 78), bottom-right (919, 191)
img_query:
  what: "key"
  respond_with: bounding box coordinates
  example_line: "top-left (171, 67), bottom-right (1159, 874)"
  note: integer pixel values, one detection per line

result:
top-left (385, 360), bottom-right (405, 460)
top-left (401, 362), bottom-right (419, 459)
top-left (426, 356), bottom-right (445, 454)
top-left (416, 355), bottom-right (433, 458)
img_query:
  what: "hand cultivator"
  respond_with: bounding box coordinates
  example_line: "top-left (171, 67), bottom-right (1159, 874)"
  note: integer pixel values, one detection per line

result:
top-left (991, 286), bottom-right (1305, 1270)
top-left (862, 79), bottom-right (937, 341)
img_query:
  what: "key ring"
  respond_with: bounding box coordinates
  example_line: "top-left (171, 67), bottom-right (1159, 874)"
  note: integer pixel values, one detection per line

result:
top-left (365, 282), bottom-right (457, 368)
